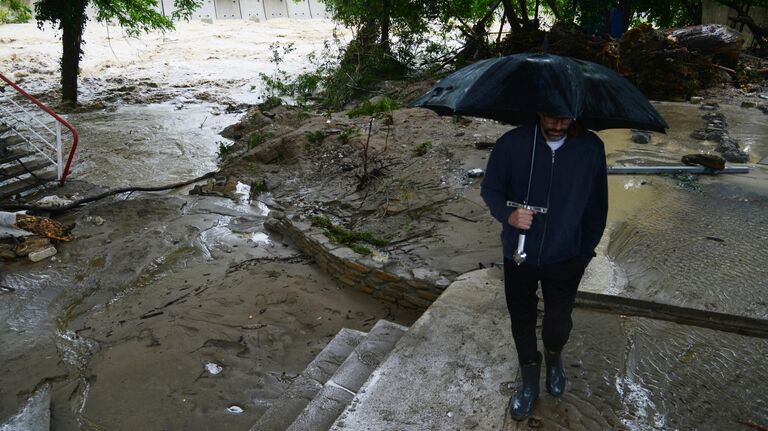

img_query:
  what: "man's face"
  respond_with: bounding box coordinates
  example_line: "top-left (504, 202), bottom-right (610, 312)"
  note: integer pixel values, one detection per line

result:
top-left (538, 114), bottom-right (573, 141)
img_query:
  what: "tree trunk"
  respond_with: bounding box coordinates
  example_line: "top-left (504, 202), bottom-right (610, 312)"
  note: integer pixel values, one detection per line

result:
top-left (542, 0), bottom-right (561, 22)
top-left (501, 0), bottom-right (523, 32)
top-left (60, 1), bottom-right (85, 104)
top-left (380, 0), bottom-right (391, 53)
top-left (517, 0), bottom-right (531, 29)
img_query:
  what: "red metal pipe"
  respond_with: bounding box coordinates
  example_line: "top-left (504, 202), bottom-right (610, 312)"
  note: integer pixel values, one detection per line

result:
top-left (0, 73), bottom-right (78, 186)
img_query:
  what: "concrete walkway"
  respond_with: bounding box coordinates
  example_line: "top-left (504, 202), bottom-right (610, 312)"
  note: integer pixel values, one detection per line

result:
top-left (330, 268), bottom-right (768, 430)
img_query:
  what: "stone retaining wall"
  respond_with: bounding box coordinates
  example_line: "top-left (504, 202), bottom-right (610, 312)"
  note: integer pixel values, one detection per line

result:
top-left (265, 213), bottom-right (451, 310)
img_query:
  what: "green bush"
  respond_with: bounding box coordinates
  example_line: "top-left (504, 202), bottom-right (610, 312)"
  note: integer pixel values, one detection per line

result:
top-left (348, 96), bottom-right (398, 118)
top-left (0, 4), bottom-right (31, 24)
top-left (217, 141), bottom-right (236, 159)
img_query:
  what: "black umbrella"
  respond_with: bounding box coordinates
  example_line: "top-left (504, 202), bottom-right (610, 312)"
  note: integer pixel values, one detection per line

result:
top-left (410, 53), bottom-right (668, 133)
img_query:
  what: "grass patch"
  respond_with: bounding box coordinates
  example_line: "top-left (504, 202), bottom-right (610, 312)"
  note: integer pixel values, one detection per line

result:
top-left (347, 96), bottom-right (398, 118)
top-left (310, 216), bottom-right (388, 255)
top-left (217, 141), bottom-right (236, 159)
top-left (338, 127), bottom-right (358, 145)
top-left (413, 141), bottom-right (432, 156)
top-left (248, 131), bottom-right (270, 150)
top-left (250, 178), bottom-right (268, 197)
top-left (306, 130), bottom-right (326, 145)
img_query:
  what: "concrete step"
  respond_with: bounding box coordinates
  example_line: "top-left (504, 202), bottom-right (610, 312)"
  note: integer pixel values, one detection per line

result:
top-left (329, 270), bottom-right (511, 431)
top-left (0, 146), bottom-right (35, 165)
top-left (0, 134), bottom-right (24, 148)
top-left (0, 157), bottom-right (54, 180)
top-left (0, 167), bottom-right (56, 200)
top-left (249, 328), bottom-right (367, 431)
top-left (285, 320), bottom-right (408, 431)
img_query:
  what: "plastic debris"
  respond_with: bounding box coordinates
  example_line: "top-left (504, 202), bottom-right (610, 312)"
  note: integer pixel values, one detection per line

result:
top-left (467, 168), bottom-right (484, 178)
top-left (205, 362), bottom-right (223, 375)
top-left (28, 246), bottom-right (57, 262)
top-left (226, 406), bottom-right (244, 414)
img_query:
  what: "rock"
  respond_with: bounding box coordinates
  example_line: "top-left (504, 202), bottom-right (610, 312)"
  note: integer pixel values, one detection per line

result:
top-left (702, 112), bottom-right (726, 123)
top-left (758, 104), bottom-right (768, 115)
top-left (35, 195), bottom-right (74, 207)
top-left (682, 153), bottom-right (725, 170)
top-left (690, 129), bottom-right (707, 140)
top-left (0, 242), bottom-right (17, 259)
top-left (741, 101), bottom-right (757, 109)
top-left (715, 137), bottom-right (740, 153)
top-left (467, 168), bottom-right (484, 178)
top-left (14, 236), bottom-right (51, 257)
top-left (689, 96), bottom-right (704, 104)
top-left (474, 141), bottom-right (495, 150)
top-left (630, 129), bottom-right (652, 144)
top-left (721, 148), bottom-right (750, 163)
top-left (83, 215), bottom-right (105, 226)
top-left (28, 246), bottom-right (57, 262)
top-left (412, 268), bottom-right (440, 280)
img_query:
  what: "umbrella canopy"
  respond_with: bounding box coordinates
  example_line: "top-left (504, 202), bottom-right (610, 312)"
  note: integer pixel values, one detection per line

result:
top-left (410, 53), bottom-right (668, 133)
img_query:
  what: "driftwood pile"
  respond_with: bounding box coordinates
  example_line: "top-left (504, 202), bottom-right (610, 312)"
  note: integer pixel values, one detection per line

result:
top-left (496, 24), bottom-right (747, 100)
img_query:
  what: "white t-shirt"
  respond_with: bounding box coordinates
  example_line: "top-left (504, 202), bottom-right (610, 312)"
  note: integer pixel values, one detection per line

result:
top-left (546, 137), bottom-right (566, 152)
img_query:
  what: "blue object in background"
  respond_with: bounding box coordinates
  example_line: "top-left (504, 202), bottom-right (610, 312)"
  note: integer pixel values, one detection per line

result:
top-left (609, 7), bottom-right (625, 38)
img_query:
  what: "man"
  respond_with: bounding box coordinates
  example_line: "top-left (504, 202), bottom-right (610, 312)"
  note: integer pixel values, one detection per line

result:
top-left (480, 113), bottom-right (608, 420)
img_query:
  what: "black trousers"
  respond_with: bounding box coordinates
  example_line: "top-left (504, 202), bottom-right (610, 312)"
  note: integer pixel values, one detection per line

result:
top-left (503, 256), bottom-right (585, 365)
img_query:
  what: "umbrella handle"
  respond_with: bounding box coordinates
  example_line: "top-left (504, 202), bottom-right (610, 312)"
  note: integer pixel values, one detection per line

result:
top-left (513, 229), bottom-right (527, 265)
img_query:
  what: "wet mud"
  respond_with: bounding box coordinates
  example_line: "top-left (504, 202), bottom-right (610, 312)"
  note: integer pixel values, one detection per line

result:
top-left (1, 191), bottom-right (419, 430)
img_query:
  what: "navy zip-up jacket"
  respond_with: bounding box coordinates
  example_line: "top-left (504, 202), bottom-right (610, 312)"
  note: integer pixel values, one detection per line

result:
top-left (480, 123), bottom-right (608, 266)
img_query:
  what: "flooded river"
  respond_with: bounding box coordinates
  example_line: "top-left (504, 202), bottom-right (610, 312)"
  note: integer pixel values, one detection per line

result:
top-left (1, 18), bottom-right (768, 431)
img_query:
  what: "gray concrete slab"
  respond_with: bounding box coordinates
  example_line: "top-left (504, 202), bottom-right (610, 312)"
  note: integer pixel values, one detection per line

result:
top-left (331, 268), bottom-right (768, 430)
top-left (287, 385), bottom-right (354, 431)
top-left (330, 320), bottom-right (408, 393)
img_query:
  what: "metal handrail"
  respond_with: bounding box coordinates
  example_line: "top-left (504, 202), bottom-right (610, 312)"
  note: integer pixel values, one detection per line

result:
top-left (0, 73), bottom-right (78, 186)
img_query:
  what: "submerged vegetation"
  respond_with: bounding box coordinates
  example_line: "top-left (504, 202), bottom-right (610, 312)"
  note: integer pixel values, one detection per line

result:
top-left (310, 215), bottom-right (389, 255)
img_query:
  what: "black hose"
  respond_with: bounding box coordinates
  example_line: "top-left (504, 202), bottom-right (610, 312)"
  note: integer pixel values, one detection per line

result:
top-left (0, 171), bottom-right (218, 215)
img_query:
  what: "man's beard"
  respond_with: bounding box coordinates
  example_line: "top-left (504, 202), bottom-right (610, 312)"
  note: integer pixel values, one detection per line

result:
top-left (544, 128), bottom-right (567, 139)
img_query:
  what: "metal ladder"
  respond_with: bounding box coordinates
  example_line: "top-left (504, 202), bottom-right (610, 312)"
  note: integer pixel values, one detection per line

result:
top-left (0, 73), bottom-right (78, 200)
